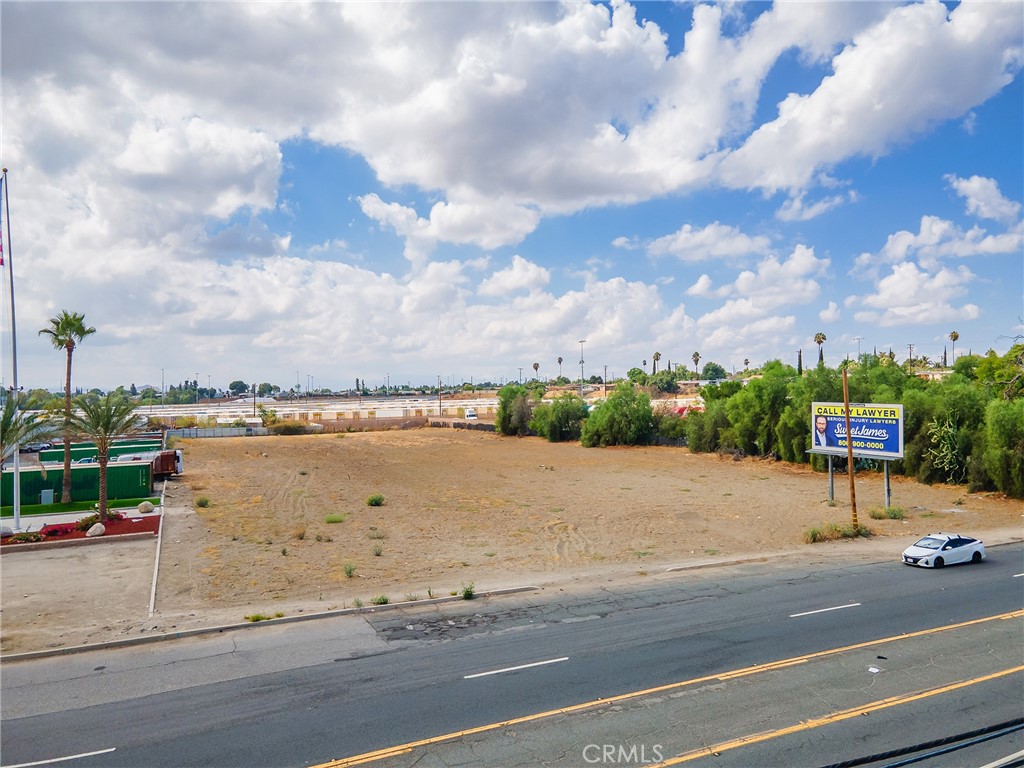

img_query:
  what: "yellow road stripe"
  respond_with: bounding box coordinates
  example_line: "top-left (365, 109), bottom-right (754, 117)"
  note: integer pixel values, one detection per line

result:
top-left (313, 609), bottom-right (1024, 768)
top-left (657, 664), bottom-right (1024, 766)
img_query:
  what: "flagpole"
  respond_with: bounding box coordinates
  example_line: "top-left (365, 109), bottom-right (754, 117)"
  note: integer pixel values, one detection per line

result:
top-left (2, 168), bottom-right (23, 531)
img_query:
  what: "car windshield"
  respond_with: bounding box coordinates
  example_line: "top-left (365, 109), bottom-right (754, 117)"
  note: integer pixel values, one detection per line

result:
top-left (914, 537), bottom-right (944, 550)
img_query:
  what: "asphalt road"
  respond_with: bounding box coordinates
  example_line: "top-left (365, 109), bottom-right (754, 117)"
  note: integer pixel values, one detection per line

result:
top-left (2, 543), bottom-right (1021, 768)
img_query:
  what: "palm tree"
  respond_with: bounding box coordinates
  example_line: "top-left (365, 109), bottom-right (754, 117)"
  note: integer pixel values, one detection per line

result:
top-left (642, 359), bottom-right (647, 372)
top-left (39, 311), bottom-right (97, 503)
top-left (557, 357), bottom-right (563, 379)
top-left (532, 362), bottom-right (540, 379)
top-left (65, 394), bottom-right (142, 520)
top-left (743, 358), bottom-right (750, 370)
top-left (652, 352), bottom-right (661, 374)
top-left (1, 396), bottom-right (55, 464)
top-left (814, 332), bottom-right (827, 365)
top-left (692, 352), bottom-right (701, 378)
top-left (949, 331), bottom-right (959, 365)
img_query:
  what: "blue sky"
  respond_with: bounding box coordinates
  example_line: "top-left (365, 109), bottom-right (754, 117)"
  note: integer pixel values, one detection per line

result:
top-left (1, 0), bottom-right (1021, 393)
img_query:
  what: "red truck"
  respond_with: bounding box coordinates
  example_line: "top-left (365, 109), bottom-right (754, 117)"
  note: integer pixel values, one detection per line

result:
top-left (114, 449), bottom-right (183, 479)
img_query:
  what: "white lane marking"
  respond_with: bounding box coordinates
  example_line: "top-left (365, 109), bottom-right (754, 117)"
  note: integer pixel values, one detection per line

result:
top-left (1013, 573), bottom-right (1023, 578)
top-left (5, 748), bottom-right (117, 768)
top-left (464, 657), bottom-right (569, 679)
top-left (977, 747), bottom-right (1024, 768)
top-left (790, 603), bottom-right (861, 618)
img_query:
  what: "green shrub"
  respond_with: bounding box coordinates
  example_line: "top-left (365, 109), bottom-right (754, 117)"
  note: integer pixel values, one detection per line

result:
top-left (244, 612), bottom-right (284, 622)
top-left (372, 543), bottom-right (383, 556)
top-left (366, 494), bottom-right (385, 507)
top-left (352, 598), bottom-right (363, 608)
top-left (495, 384), bottom-right (537, 436)
top-left (74, 512), bottom-right (123, 531)
top-left (324, 513), bottom-right (346, 524)
top-left (269, 421), bottom-right (307, 435)
top-left (195, 496), bottom-right (210, 508)
top-left (461, 581), bottom-right (475, 600)
top-left (10, 531), bottom-right (44, 543)
top-left (343, 562), bottom-right (356, 578)
top-left (868, 507), bottom-right (905, 521)
top-left (581, 383), bottom-right (654, 447)
top-left (529, 393), bottom-right (587, 442)
top-left (983, 398), bottom-right (1024, 499)
top-left (369, 595), bottom-right (389, 605)
top-left (803, 522), bottom-right (872, 543)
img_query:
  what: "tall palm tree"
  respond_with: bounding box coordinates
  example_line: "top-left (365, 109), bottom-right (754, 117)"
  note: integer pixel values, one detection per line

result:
top-left (557, 357), bottom-right (563, 379)
top-left (814, 332), bottom-right (827, 364)
top-left (532, 362), bottom-right (540, 379)
top-left (1, 396), bottom-right (55, 464)
top-left (652, 352), bottom-right (661, 374)
top-left (692, 352), bottom-right (701, 378)
top-left (39, 311), bottom-right (97, 502)
top-left (743, 358), bottom-right (750, 370)
top-left (65, 394), bottom-right (142, 520)
top-left (949, 331), bottom-right (959, 365)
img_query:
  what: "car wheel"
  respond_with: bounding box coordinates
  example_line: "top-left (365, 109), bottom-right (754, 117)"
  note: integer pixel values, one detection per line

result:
top-left (934, 557), bottom-right (945, 568)
top-left (971, 551), bottom-right (982, 563)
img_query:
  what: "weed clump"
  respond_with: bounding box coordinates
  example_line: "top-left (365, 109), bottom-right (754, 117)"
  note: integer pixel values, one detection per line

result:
top-left (803, 523), bottom-right (872, 543)
top-left (868, 506), bottom-right (905, 520)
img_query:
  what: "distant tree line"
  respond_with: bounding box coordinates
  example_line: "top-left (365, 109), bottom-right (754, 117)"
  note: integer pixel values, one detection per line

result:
top-left (496, 346), bottom-right (1024, 499)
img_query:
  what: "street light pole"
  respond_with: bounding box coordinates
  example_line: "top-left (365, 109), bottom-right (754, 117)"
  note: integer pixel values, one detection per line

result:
top-left (853, 336), bottom-right (862, 360)
top-left (579, 339), bottom-right (586, 398)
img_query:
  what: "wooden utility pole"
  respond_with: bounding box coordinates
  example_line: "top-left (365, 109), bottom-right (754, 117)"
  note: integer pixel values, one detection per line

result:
top-left (842, 367), bottom-right (858, 528)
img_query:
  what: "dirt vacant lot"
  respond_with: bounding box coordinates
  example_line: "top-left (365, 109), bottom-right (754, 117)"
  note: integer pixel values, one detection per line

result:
top-left (165, 429), bottom-right (1020, 601)
top-left (2, 428), bottom-right (1020, 654)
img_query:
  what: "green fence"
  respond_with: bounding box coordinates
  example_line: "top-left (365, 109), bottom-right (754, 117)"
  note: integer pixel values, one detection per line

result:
top-left (1, 462), bottom-right (153, 506)
top-left (38, 440), bottom-right (162, 463)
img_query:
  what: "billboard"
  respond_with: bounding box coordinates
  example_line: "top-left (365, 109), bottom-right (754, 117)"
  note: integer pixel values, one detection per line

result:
top-left (810, 402), bottom-right (904, 460)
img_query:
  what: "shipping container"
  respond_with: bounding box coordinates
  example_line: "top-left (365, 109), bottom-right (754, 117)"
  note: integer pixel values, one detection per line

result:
top-left (1, 461), bottom-right (153, 506)
top-left (38, 441), bottom-right (164, 463)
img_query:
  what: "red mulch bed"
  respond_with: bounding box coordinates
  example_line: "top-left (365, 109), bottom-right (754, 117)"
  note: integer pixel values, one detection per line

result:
top-left (1, 513), bottom-right (161, 546)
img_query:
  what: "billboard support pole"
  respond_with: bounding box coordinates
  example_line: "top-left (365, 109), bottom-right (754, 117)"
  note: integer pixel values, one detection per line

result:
top-left (827, 455), bottom-right (834, 502)
top-left (884, 461), bottom-right (891, 509)
top-left (842, 368), bottom-right (858, 529)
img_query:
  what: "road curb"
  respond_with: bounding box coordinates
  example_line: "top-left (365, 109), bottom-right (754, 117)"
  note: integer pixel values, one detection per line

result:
top-left (664, 556), bottom-right (770, 572)
top-left (0, 530), bottom-right (158, 553)
top-left (0, 585), bottom-right (540, 662)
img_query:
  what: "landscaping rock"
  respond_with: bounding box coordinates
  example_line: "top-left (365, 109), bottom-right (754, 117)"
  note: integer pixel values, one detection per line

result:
top-left (138, 501), bottom-right (155, 514)
top-left (86, 523), bottom-right (106, 537)
top-left (0, 526), bottom-right (14, 538)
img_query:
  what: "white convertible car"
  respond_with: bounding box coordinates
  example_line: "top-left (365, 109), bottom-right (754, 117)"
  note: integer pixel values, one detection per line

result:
top-left (902, 533), bottom-right (986, 568)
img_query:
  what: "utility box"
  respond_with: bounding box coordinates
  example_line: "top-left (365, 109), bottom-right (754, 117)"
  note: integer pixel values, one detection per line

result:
top-left (40, 489), bottom-right (55, 505)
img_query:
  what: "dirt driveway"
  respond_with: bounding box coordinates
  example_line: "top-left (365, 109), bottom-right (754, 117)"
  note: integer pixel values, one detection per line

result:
top-left (2, 428), bottom-right (1020, 654)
